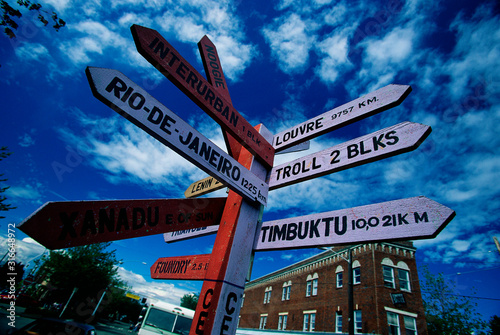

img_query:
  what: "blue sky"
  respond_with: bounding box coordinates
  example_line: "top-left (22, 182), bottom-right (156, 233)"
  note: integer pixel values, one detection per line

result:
top-left (1, 0), bottom-right (499, 323)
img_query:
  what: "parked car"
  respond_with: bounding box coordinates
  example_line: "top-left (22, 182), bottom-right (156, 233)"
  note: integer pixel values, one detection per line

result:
top-left (6, 317), bottom-right (96, 335)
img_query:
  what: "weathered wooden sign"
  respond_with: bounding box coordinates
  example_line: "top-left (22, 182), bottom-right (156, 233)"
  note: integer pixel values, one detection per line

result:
top-left (185, 176), bottom-right (225, 198)
top-left (18, 198), bottom-right (226, 249)
top-left (131, 25), bottom-right (275, 168)
top-left (151, 254), bottom-right (211, 280)
top-left (273, 84), bottom-right (412, 152)
top-left (85, 67), bottom-right (268, 206)
top-left (164, 225), bottom-right (219, 243)
top-left (192, 125), bottom-right (272, 335)
top-left (269, 121), bottom-right (431, 190)
top-left (253, 196), bottom-right (455, 251)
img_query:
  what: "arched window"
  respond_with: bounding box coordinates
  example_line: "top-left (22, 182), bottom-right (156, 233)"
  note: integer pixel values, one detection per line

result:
top-left (336, 265), bottom-right (344, 288)
top-left (263, 286), bottom-right (272, 304)
top-left (381, 259), bottom-right (411, 292)
top-left (352, 260), bottom-right (361, 285)
top-left (282, 280), bottom-right (292, 301)
top-left (306, 273), bottom-right (319, 297)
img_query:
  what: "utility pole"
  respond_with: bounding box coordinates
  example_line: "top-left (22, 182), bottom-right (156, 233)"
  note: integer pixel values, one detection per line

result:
top-left (348, 247), bottom-right (354, 335)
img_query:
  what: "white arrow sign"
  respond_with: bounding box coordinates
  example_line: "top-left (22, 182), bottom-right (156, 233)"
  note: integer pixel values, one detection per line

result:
top-left (86, 67), bottom-right (268, 206)
top-left (269, 121), bottom-right (431, 190)
top-left (253, 196), bottom-right (455, 251)
top-left (273, 84), bottom-right (412, 151)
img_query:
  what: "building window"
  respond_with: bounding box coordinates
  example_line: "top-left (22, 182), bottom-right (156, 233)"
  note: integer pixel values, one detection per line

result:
top-left (306, 273), bottom-right (318, 297)
top-left (399, 269), bottom-right (411, 292)
top-left (335, 311), bottom-right (342, 333)
top-left (336, 265), bottom-right (343, 288)
top-left (404, 316), bottom-right (417, 335)
top-left (282, 281), bottom-right (291, 301)
top-left (303, 311), bottom-right (316, 332)
top-left (387, 312), bottom-right (400, 335)
top-left (354, 310), bottom-right (362, 334)
top-left (264, 286), bottom-right (272, 304)
top-left (278, 313), bottom-right (288, 330)
top-left (383, 265), bottom-right (395, 288)
top-left (259, 315), bottom-right (267, 329)
top-left (353, 267), bottom-right (361, 284)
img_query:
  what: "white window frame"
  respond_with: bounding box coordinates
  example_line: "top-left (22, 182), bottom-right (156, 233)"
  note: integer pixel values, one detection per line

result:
top-left (303, 310), bottom-right (316, 332)
top-left (404, 315), bottom-right (417, 335)
top-left (336, 271), bottom-right (343, 288)
top-left (353, 267), bottom-right (361, 285)
top-left (387, 311), bottom-right (400, 335)
top-left (264, 286), bottom-right (272, 304)
top-left (278, 313), bottom-right (288, 330)
top-left (306, 273), bottom-right (319, 297)
top-left (259, 314), bottom-right (268, 329)
top-left (335, 311), bottom-right (342, 333)
top-left (398, 269), bottom-right (411, 292)
top-left (354, 310), bottom-right (362, 334)
top-left (383, 265), bottom-right (395, 288)
top-left (282, 281), bottom-right (291, 301)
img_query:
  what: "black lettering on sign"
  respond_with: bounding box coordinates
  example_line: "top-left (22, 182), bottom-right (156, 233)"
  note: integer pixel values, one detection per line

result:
top-left (275, 157), bottom-right (321, 180)
top-left (275, 118), bottom-right (324, 146)
top-left (221, 292), bottom-right (238, 335)
top-left (195, 289), bottom-right (214, 335)
top-left (57, 206), bottom-right (165, 241)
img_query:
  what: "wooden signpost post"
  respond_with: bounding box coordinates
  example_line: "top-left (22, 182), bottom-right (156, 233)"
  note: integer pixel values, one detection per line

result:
top-left (17, 24), bottom-right (456, 335)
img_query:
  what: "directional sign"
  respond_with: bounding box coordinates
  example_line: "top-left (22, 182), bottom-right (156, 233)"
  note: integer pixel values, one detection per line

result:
top-left (185, 176), bottom-right (225, 198)
top-left (131, 25), bottom-right (275, 168)
top-left (164, 225), bottom-right (219, 243)
top-left (198, 35), bottom-right (241, 159)
top-left (151, 254), bottom-right (211, 280)
top-left (253, 196), bottom-right (455, 251)
top-left (86, 67), bottom-right (268, 206)
top-left (269, 121), bottom-right (431, 190)
top-left (273, 84), bottom-right (412, 152)
top-left (18, 198), bottom-right (226, 250)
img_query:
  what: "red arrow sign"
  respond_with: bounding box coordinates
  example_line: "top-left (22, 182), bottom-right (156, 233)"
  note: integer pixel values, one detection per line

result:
top-left (131, 25), bottom-right (275, 168)
top-left (269, 121), bottom-right (431, 190)
top-left (273, 84), bottom-right (412, 151)
top-left (151, 254), bottom-right (211, 280)
top-left (254, 196), bottom-right (455, 251)
top-left (18, 198), bottom-right (226, 249)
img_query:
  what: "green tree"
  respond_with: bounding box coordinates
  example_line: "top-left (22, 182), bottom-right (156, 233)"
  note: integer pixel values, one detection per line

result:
top-left (421, 266), bottom-right (487, 334)
top-left (34, 243), bottom-right (125, 320)
top-left (488, 315), bottom-right (500, 334)
top-left (180, 293), bottom-right (198, 310)
top-left (1, 0), bottom-right (65, 38)
top-left (0, 147), bottom-right (16, 219)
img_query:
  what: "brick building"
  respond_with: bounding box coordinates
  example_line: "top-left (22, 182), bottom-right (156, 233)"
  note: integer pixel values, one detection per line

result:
top-left (238, 242), bottom-right (427, 334)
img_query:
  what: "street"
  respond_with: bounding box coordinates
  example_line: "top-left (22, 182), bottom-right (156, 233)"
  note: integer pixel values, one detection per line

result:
top-left (0, 303), bottom-right (136, 334)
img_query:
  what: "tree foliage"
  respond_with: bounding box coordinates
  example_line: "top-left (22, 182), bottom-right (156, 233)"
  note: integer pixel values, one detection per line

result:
top-left (39, 243), bottom-right (123, 294)
top-left (180, 293), bottom-right (198, 310)
top-left (421, 266), bottom-right (487, 334)
top-left (1, 0), bottom-right (65, 38)
top-left (0, 146), bottom-right (16, 219)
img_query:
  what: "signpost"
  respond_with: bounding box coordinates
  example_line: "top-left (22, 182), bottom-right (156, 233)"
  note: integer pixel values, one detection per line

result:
top-left (151, 254), bottom-right (211, 280)
top-left (17, 23), bottom-right (456, 335)
top-left (253, 196), bottom-right (455, 251)
top-left (18, 198), bottom-right (226, 249)
top-left (85, 67), bottom-right (268, 206)
top-left (273, 84), bottom-right (412, 152)
top-left (185, 176), bottom-right (225, 198)
top-left (269, 121), bottom-right (431, 190)
top-left (131, 25), bottom-right (275, 168)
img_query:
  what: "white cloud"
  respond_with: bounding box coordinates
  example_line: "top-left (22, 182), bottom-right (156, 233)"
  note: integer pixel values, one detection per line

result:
top-left (14, 43), bottom-right (49, 61)
top-left (262, 13), bottom-right (315, 73)
top-left (315, 32), bottom-right (352, 83)
top-left (117, 266), bottom-right (195, 305)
